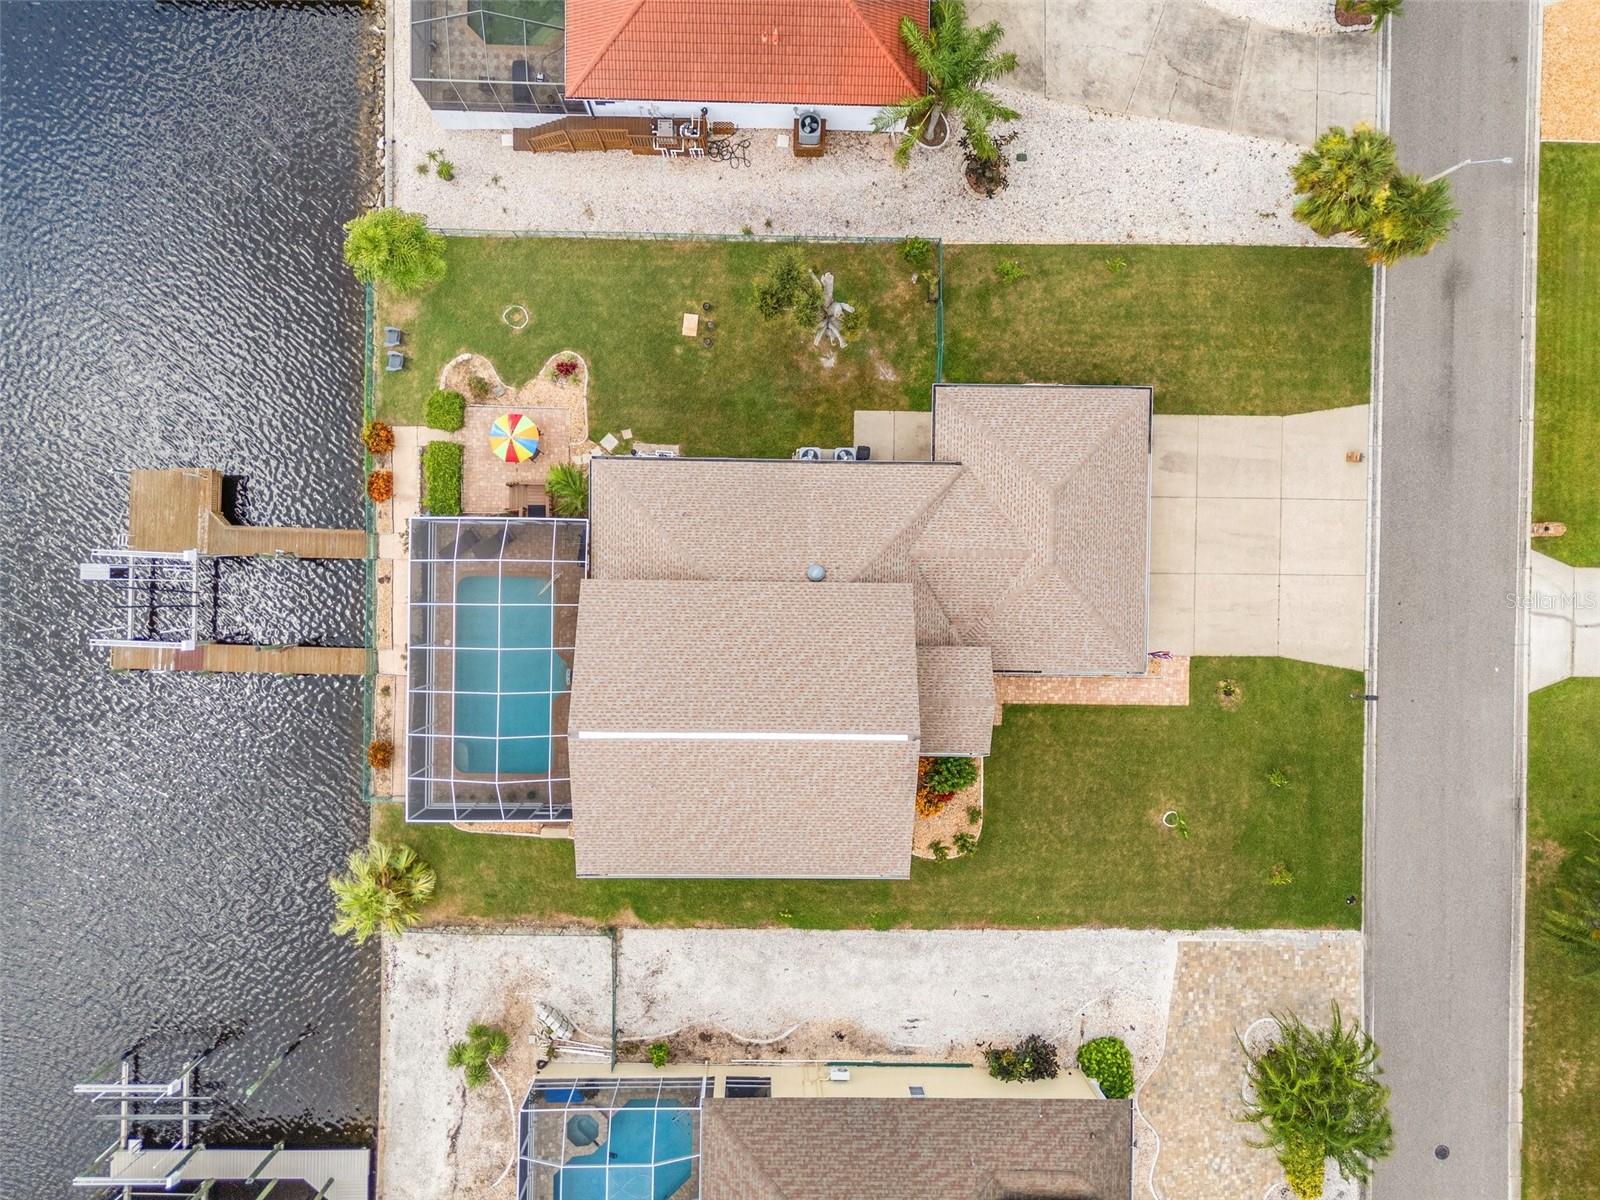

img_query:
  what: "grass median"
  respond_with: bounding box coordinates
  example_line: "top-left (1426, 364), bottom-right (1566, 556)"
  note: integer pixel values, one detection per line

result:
top-left (376, 656), bottom-right (1363, 930)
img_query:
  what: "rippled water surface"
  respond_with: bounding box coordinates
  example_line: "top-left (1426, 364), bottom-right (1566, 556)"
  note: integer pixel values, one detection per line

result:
top-left (1, 3), bottom-right (377, 1194)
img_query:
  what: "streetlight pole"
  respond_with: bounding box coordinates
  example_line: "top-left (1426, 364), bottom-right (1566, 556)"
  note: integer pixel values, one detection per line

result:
top-left (1422, 156), bottom-right (1514, 184)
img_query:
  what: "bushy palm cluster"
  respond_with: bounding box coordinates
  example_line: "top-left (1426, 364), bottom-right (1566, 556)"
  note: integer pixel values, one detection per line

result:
top-left (447, 1023), bottom-right (510, 1088)
top-left (545, 463), bottom-right (588, 517)
top-left (1239, 1004), bottom-right (1394, 1197)
top-left (1545, 832), bottom-right (1600, 979)
top-left (874, 0), bottom-right (1019, 167)
top-left (329, 839), bottom-right (436, 944)
top-left (1291, 125), bottom-right (1458, 266)
top-left (342, 207), bottom-right (446, 293)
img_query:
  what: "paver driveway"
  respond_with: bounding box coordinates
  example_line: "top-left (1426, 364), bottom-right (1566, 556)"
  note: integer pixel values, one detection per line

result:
top-left (1149, 405), bottom-right (1369, 668)
top-left (970, 0), bottom-right (1378, 144)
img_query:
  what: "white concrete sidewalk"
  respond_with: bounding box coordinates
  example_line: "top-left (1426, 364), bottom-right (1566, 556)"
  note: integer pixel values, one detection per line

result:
top-left (1150, 405), bottom-right (1370, 668)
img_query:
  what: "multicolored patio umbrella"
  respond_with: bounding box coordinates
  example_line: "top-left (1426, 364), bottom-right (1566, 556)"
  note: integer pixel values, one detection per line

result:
top-left (489, 412), bottom-right (540, 463)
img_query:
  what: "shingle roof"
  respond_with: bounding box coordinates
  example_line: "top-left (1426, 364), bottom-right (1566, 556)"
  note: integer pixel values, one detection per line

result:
top-left (588, 385), bottom-right (1152, 676)
top-left (564, 0), bottom-right (927, 106)
top-left (568, 579), bottom-right (920, 877)
top-left (916, 646), bottom-right (995, 755)
top-left (700, 1097), bottom-right (1134, 1200)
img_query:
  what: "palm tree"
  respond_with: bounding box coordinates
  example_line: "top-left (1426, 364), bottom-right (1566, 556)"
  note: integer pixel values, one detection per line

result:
top-left (1544, 832), bottom-right (1600, 979)
top-left (1358, 172), bottom-right (1459, 266)
top-left (447, 1022), bottom-right (510, 1088)
top-left (1291, 124), bottom-right (1397, 237)
top-left (1239, 1004), bottom-right (1394, 1189)
top-left (342, 208), bottom-right (446, 294)
top-left (329, 839), bottom-right (436, 944)
top-left (873, 0), bottom-right (1019, 167)
top-left (545, 463), bottom-right (588, 517)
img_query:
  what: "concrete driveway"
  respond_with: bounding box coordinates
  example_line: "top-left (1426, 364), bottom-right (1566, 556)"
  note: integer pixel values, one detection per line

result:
top-left (1149, 406), bottom-right (1369, 669)
top-left (971, 0), bottom-right (1378, 144)
top-left (1527, 550), bottom-right (1600, 690)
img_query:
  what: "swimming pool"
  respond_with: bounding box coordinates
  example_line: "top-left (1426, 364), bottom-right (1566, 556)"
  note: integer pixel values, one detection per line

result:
top-left (452, 574), bottom-right (570, 777)
top-left (554, 1099), bottom-right (695, 1200)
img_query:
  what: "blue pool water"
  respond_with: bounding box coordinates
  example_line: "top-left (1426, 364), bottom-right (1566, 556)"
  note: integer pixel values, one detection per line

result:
top-left (555, 1100), bottom-right (695, 1200)
top-left (453, 574), bottom-right (568, 776)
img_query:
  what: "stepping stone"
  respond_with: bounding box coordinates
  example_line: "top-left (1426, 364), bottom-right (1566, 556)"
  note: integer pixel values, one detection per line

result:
top-left (621, 429), bottom-right (633, 440)
top-left (681, 312), bottom-right (699, 337)
top-left (599, 433), bottom-right (620, 452)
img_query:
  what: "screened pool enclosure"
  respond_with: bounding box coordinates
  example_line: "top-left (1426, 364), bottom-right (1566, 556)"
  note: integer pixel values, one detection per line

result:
top-left (519, 1076), bottom-right (706, 1200)
top-left (411, 0), bottom-right (583, 116)
top-left (406, 516), bottom-right (587, 822)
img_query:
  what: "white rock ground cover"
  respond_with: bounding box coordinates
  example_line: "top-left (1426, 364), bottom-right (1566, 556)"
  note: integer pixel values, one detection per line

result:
top-left (379, 927), bottom-right (1360, 1200)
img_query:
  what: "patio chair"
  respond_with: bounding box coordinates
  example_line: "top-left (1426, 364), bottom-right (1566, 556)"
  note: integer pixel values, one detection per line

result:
top-left (384, 327), bottom-right (402, 347)
top-left (385, 351), bottom-right (405, 372)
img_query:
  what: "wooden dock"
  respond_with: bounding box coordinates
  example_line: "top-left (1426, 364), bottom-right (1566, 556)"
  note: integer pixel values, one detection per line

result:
top-left (110, 643), bottom-right (366, 676)
top-left (128, 468), bottom-right (367, 559)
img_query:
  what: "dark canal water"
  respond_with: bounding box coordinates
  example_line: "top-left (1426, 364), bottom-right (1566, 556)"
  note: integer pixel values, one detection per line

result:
top-left (1, 3), bottom-right (379, 1194)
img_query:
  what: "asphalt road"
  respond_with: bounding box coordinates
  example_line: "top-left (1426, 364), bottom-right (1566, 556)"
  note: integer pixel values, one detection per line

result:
top-left (1366, 3), bottom-right (1538, 1198)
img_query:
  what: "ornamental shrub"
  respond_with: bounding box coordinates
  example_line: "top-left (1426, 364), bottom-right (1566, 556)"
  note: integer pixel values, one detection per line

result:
top-left (362, 419), bottom-right (395, 455)
top-left (447, 1022), bottom-right (509, 1088)
top-left (554, 358), bottom-right (580, 379)
top-left (649, 1041), bottom-right (670, 1068)
top-left (985, 1034), bottom-right (1059, 1083)
top-left (1076, 1036), bottom-right (1134, 1099)
top-left (546, 463), bottom-right (588, 517)
top-left (366, 470), bottom-right (394, 503)
top-left (923, 756), bottom-right (978, 794)
top-left (1282, 1138), bottom-right (1327, 1199)
top-left (425, 388), bottom-right (465, 432)
top-left (753, 247), bottom-right (822, 326)
top-left (467, 374), bottom-right (491, 400)
top-left (422, 442), bottom-right (464, 516)
top-left (367, 739), bottom-right (393, 770)
top-left (899, 236), bottom-right (934, 270)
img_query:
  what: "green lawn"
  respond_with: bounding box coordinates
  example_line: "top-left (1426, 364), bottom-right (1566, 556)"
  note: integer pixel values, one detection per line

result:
top-left (376, 238), bottom-right (936, 457)
top-left (1523, 678), bottom-right (1600, 1200)
top-left (1532, 143), bottom-right (1600, 566)
top-left (376, 657), bottom-right (1363, 930)
top-left (941, 245), bottom-right (1372, 415)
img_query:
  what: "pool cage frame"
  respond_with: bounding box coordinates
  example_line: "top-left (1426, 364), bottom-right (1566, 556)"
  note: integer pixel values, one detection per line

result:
top-left (406, 515), bottom-right (587, 823)
top-left (518, 1075), bottom-right (708, 1200)
top-left (410, 0), bottom-right (588, 117)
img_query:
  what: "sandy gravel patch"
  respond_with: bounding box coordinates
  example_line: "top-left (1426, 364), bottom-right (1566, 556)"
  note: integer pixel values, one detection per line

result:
top-left (1543, 0), bottom-right (1600, 142)
top-left (1207, 0), bottom-right (1349, 34)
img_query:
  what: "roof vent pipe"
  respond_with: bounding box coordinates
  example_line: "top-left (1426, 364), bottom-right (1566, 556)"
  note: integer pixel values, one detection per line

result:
top-left (806, 563), bottom-right (826, 582)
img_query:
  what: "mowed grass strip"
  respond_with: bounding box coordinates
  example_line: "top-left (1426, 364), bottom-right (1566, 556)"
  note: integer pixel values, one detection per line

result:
top-left (375, 237), bottom-right (936, 457)
top-left (1533, 143), bottom-right (1600, 566)
top-left (942, 245), bottom-right (1372, 415)
top-left (375, 657), bottom-right (1362, 930)
top-left (1523, 678), bottom-right (1600, 1200)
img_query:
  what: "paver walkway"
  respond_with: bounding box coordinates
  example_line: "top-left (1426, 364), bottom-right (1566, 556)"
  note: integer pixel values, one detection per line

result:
top-left (973, 0), bottom-right (1378, 144)
top-left (1149, 406), bottom-right (1369, 669)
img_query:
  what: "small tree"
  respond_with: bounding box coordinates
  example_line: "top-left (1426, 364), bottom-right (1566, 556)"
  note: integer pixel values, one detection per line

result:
top-left (873, 0), bottom-right (1019, 167)
top-left (753, 247), bottom-right (822, 326)
top-left (448, 1023), bottom-right (510, 1088)
top-left (1544, 832), bottom-right (1600, 979)
top-left (1358, 173), bottom-right (1459, 267)
top-left (342, 207), bottom-right (446, 293)
top-left (546, 463), bottom-right (588, 517)
top-left (1239, 1005), bottom-right (1393, 1196)
top-left (329, 839), bottom-right (436, 944)
top-left (1291, 124), bottom-right (1397, 237)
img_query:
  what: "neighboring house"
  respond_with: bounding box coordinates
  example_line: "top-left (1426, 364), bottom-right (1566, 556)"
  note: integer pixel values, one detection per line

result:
top-left (409, 0), bottom-right (927, 131)
top-left (518, 1065), bottom-right (1133, 1200)
top-left (404, 384), bottom-right (1153, 879)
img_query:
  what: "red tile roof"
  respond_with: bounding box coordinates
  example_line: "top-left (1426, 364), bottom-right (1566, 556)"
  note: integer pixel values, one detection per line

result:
top-left (564, 0), bottom-right (927, 107)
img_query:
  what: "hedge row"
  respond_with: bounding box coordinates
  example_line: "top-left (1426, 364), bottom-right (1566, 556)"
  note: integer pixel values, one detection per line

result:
top-left (422, 442), bottom-right (463, 516)
top-left (425, 388), bottom-right (465, 432)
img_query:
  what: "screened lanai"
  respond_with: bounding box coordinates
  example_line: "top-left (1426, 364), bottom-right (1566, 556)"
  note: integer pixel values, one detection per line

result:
top-left (406, 515), bottom-right (586, 823)
top-left (519, 1076), bottom-right (706, 1200)
top-left (411, 0), bottom-right (582, 116)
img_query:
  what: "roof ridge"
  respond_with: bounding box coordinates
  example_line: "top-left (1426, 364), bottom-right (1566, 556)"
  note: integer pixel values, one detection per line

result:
top-left (565, 0), bottom-right (653, 97)
top-left (844, 0), bottom-right (923, 96)
top-left (863, 463), bottom-right (966, 576)
top-left (705, 1104), bottom-right (790, 1198)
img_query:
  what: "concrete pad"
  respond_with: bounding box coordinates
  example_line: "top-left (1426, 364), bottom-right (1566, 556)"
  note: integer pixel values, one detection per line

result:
top-left (1047, 0), bottom-right (1164, 110)
top-left (1575, 624), bottom-right (1600, 679)
top-left (1149, 572), bottom-right (1196, 655)
top-left (1168, 71), bottom-right (1238, 128)
top-left (1193, 574), bottom-right (1279, 655)
top-left (1528, 612), bottom-right (1575, 692)
top-left (1282, 406), bottom-right (1369, 500)
top-left (1152, 414), bottom-right (1199, 496)
top-left (1530, 549), bottom-right (1576, 618)
top-left (1318, 33), bottom-right (1379, 97)
top-left (1318, 88), bottom-right (1379, 134)
top-left (853, 410), bottom-right (894, 462)
top-left (1148, 0), bottom-right (1247, 88)
top-left (1573, 568), bottom-right (1600, 678)
top-left (1234, 25), bottom-right (1318, 144)
top-left (1196, 416), bottom-right (1282, 497)
top-left (1195, 497), bottom-right (1281, 574)
top-left (1151, 497), bottom-right (1197, 573)
top-left (893, 411), bottom-right (933, 461)
top-left (1278, 575), bottom-right (1365, 669)
top-left (970, 0), bottom-right (1048, 93)
top-left (1280, 499), bottom-right (1366, 575)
